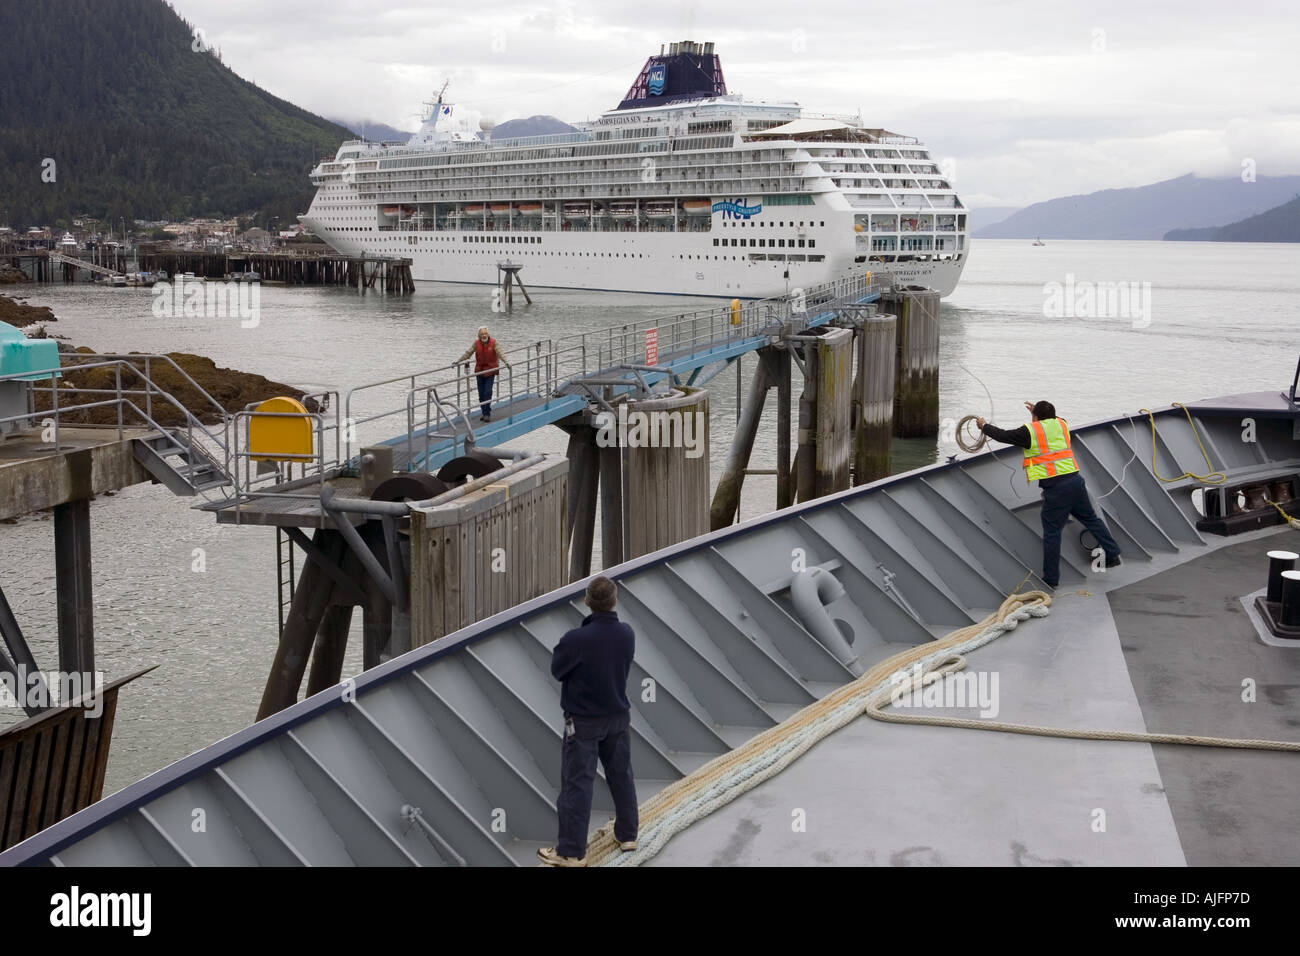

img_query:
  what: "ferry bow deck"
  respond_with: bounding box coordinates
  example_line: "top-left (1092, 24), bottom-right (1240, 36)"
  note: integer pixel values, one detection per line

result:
top-left (4, 394), bottom-right (1298, 866)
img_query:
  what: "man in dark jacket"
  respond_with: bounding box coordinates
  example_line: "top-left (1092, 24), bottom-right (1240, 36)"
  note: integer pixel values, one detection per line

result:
top-left (538, 576), bottom-right (638, 867)
top-left (976, 400), bottom-right (1121, 588)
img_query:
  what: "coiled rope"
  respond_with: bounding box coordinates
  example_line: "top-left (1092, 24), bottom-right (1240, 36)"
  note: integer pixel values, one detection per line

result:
top-left (585, 588), bottom-right (1300, 867)
top-left (955, 414), bottom-right (987, 453)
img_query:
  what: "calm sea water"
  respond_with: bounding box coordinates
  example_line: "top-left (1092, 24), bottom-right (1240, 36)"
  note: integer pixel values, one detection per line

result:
top-left (2, 239), bottom-right (1297, 794)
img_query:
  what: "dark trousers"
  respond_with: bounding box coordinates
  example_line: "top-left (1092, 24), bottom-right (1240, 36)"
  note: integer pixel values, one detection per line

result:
top-left (476, 372), bottom-right (495, 417)
top-left (555, 711), bottom-right (638, 858)
top-left (1039, 471), bottom-right (1121, 587)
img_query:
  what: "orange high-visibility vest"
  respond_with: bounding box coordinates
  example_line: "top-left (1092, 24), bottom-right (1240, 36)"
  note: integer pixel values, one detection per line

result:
top-left (1022, 417), bottom-right (1078, 481)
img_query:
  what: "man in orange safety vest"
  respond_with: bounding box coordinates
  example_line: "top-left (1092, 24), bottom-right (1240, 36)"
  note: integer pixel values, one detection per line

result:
top-left (976, 400), bottom-right (1121, 588)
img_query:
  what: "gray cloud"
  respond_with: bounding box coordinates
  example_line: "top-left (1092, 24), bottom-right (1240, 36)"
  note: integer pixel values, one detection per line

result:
top-left (168, 0), bottom-right (1300, 207)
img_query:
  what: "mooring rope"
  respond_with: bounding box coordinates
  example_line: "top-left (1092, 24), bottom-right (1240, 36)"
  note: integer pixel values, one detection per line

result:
top-left (585, 588), bottom-right (1300, 867)
top-left (955, 414), bottom-right (987, 453)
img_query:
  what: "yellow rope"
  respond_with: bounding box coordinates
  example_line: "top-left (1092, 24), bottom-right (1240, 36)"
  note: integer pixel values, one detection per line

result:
top-left (1264, 498), bottom-right (1300, 530)
top-left (1141, 402), bottom-right (1227, 485)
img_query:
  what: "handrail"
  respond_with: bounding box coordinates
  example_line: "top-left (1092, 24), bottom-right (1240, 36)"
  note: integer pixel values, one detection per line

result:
top-left (331, 271), bottom-right (886, 465)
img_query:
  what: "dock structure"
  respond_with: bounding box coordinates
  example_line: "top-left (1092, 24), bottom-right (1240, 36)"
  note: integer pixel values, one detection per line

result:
top-left (4, 249), bottom-right (127, 284)
top-left (137, 249), bottom-right (415, 292)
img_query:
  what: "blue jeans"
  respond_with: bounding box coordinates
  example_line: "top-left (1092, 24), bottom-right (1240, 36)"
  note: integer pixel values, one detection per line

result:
top-left (476, 373), bottom-right (495, 417)
top-left (555, 711), bottom-right (638, 858)
top-left (1039, 471), bottom-right (1120, 587)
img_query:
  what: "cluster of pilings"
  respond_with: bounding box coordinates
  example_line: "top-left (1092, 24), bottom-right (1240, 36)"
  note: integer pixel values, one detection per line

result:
top-left (137, 251), bottom-right (415, 292)
top-left (709, 288), bottom-right (941, 532)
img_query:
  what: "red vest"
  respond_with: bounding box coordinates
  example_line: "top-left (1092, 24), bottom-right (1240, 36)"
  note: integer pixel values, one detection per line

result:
top-left (473, 337), bottom-right (499, 374)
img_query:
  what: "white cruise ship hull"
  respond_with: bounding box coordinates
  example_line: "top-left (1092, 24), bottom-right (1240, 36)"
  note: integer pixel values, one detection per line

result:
top-left (299, 212), bottom-right (966, 299)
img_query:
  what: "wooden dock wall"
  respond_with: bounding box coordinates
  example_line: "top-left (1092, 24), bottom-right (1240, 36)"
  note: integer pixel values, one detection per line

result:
top-left (0, 669), bottom-right (148, 851)
top-left (409, 457), bottom-right (569, 646)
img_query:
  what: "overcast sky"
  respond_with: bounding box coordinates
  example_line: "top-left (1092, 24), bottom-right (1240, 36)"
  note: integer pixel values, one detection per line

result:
top-left (168, 0), bottom-right (1300, 209)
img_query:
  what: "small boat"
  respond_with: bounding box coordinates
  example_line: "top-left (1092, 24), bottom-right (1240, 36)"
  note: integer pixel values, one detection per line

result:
top-left (646, 202), bottom-right (676, 220)
top-left (107, 274), bottom-right (127, 287)
top-left (490, 203), bottom-right (512, 216)
top-left (562, 202), bottom-right (591, 219)
top-left (1032, 237), bottom-right (1046, 246)
top-left (517, 203), bottom-right (543, 217)
top-left (180, 271), bottom-right (204, 282)
top-left (682, 200), bottom-right (713, 216)
top-left (463, 204), bottom-right (487, 218)
top-left (610, 203), bottom-right (637, 219)
top-left (380, 206), bottom-right (400, 216)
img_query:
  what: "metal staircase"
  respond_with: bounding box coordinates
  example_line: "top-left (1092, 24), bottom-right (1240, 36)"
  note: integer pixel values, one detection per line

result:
top-left (132, 428), bottom-right (233, 496)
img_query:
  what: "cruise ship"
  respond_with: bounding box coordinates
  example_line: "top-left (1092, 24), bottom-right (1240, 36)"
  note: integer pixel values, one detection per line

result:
top-left (300, 41), bottom-right (969, 298)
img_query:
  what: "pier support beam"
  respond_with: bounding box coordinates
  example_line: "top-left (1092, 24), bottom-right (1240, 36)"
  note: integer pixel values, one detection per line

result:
top-left (599, 443), bottom-right (624, 568)
top-left (305, 604), bottom-right (353, 696)
top-left (54, 499), bottom-right (94, 675)
top-left (564, 426), bottom-right (600, 581)
top-left (711, 356), bottom-right (772, 529)
top-left (883, 289), bottom-right (941, 437)
top-left (853, 313), bottom-right (898, 485)
top-left (775, 347), bottom-right (793, 510)
top-left (257, 530), bottom-right (344, 720)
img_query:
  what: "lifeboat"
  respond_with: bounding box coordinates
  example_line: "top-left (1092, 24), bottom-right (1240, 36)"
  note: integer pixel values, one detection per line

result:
top-left (463, 204), bottom-right (487, 217)
top-left (490, 203), bottom-right (512, 216)
top-left (563, 202), bottom-right (590, 219)
top-left (380, 205), bottom-right (399, 216)
top-left (517, 203), bottom-right (543, 217)
top-left (682, 199), bottom-right (713, 216)
top-left (645, 202), bottom-right (675, 220)
top-left (610, 202), bottom-right (637, 219)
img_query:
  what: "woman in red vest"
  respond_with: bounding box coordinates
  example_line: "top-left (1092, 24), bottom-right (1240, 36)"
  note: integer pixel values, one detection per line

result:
top-left (456, 327), bottom-right (511, 422)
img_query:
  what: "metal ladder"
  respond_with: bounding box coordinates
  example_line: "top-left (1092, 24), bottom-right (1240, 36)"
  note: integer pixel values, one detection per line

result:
top-left (276, 527), bottom-right (297, 638)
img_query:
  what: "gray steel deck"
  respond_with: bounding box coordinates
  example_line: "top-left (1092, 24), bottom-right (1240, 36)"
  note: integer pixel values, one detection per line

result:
top-left (4, 392), bottom-right (1298, 866)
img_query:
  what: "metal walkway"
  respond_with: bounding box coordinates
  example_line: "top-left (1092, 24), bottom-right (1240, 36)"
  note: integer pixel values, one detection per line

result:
top-left (6, 392), bottom-right (1297, 865)
top-left (204, 271), bottom-right (889, 526)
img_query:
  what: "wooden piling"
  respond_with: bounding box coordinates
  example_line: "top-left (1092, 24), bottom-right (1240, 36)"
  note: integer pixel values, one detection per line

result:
top-left (853, 313), bottom-right (897, 485)
top-left (623, 387), bottom-right (711, 559)
top-left (795, 327), bottom-right (854, 502)
top-left (882, 289), bottom-right (941, 437)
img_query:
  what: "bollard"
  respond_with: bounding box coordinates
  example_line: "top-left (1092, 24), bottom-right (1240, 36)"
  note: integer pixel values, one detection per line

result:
top-left (1281, 570), bottom-right (1300, 627)
top-left (1267, 550), bottom-right (1299, 603)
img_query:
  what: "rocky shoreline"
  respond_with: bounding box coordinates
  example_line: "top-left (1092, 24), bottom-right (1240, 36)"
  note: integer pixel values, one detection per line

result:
top-left (0, 293), bottom-right (56, 328)
top-left (3, 294), bottom-right (316, 425)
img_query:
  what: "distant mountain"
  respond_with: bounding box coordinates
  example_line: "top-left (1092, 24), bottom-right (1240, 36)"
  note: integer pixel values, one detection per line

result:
top-left (973, 175), bottom-right (1300, 240)
top-left (969, 206), bottom-right (1021, 230)
top-left (328, 118), bottom-right (413, 143)
top-left (0, 0), bottom-right (354, 228)
top-left (1165, 195), bottom-right (1300, 242)
top-left (491, 115), bottom-right (576, 139)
